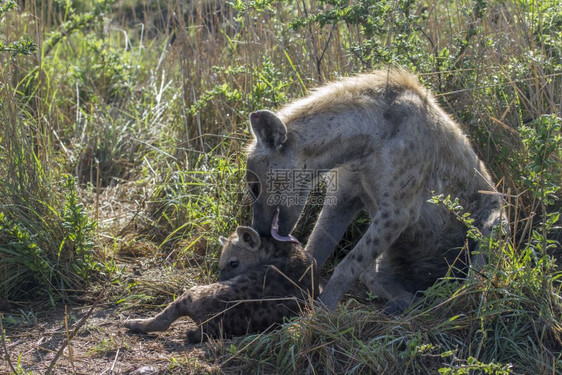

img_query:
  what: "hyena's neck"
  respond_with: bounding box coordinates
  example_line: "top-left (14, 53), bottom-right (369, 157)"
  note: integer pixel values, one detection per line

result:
top-left (293, 128), bottom-right (376, 171)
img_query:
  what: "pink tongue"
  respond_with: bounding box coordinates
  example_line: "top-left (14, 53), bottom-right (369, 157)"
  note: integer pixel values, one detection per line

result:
top-left (271, 208), bottom-right (301, 244)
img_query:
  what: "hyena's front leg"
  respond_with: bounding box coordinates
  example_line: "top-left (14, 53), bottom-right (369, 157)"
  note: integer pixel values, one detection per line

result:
top-left (306, 175), bottom-right (364, 267)
top-left (124, 292), bottom-right (196, 333)
top-left (318, 204), bottom-right (412, 310)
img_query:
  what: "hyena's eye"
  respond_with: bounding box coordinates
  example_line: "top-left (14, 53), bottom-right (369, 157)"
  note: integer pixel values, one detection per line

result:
top-left (246, 170), bottom-right (261, 201)
top-left (229, 260), bottom-right (239, 269)
top-left (248, 181), bottom-right (260, 199)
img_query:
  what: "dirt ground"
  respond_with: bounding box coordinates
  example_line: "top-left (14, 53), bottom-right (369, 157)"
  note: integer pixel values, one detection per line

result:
top-left (0, 254), bottom-right (230, 375)
top-left (0, 268), bottom-right (371, 375)
top-left (0, 183), bottom-right (369, 375)
top-left (0, 291), bottom-right (228, 375)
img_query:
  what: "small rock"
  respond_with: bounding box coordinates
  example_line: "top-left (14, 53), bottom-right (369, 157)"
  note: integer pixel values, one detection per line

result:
top-left (129, 365), bottom-right (158, 375)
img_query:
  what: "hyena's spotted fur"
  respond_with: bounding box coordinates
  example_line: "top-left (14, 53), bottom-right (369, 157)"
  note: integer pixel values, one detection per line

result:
top-left (246, 69), bottom-right (503, 313)
top-left (124, 227), bottom-right (318, 342)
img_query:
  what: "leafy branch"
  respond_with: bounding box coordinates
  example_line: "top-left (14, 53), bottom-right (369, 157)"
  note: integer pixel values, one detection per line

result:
top-left (0, 0), bottom-right (37, 57)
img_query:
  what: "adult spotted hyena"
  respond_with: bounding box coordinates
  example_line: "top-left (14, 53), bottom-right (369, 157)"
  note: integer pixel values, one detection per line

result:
top-left (246, 69), bottom-right (502, 313)
top-left (124, 226), bottom-right (317, 342)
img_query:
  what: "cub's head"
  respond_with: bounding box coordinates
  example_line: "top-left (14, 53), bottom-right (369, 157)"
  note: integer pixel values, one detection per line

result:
top-left (218, 226), bottom-right (263, 281)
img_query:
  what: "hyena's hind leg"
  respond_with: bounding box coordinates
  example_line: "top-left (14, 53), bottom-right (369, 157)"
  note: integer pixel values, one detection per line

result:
top-left (471, 204), bottom-right (506, 273)
top-left (124, 292), bottom-right (195, 333)
top-left (360, 255), bottom-right (417, 315)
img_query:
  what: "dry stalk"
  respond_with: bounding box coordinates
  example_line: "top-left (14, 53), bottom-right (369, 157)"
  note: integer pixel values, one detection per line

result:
top-left (45, 294), bottom-right (102, 375)
top-left (64, 305), bottom-right (76, 374)
top-left (0, 313), bottom-right (19, 375)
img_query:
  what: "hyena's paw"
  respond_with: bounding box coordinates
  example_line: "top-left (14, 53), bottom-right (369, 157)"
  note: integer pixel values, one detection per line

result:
top-left (186, 328), bottom-right (204, 344)
top-left (124, 319), bottom-right (151, 333)
top-left (383, 295), bottom-right (417, 316)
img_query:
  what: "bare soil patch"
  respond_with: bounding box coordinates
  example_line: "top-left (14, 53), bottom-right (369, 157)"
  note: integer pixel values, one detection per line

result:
top-left (1, 290), bottom-right (223, 374)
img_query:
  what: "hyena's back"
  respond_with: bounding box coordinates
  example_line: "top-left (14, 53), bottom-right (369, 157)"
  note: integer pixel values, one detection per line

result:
top-left (279, 70), bottom-right (500, 227)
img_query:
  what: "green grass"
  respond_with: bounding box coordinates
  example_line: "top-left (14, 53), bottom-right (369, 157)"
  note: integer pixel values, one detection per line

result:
top-left (0, 0), bottom-right (560, 373)
top-left (217, 198), bottom-right (561, 374)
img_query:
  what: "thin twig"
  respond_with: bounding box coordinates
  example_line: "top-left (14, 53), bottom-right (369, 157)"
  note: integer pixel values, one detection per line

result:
top-left (0, 313), bottom-right (19, 375)
top-left (317, 24), bottom-right (336, 73)
top-left (434, 72), bottom-right (562, 97)
top-left (64, 305), bottom-right (76, 374)
top-left (110, 347), bottom-right (120, 373)
top-left (45, 294), bottom-right (103, 375)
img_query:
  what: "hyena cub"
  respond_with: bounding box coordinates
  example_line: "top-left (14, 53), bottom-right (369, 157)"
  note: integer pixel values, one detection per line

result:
top-left (124, 226), bottom-right (318, 343)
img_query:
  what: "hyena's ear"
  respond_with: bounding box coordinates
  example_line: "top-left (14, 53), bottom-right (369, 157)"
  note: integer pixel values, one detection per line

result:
top-left (236, 226), bottom-right (261, 251)
top-left (249, 110), bottom-right (287, 150)
top-left (218, 236), bottom-right (228, 246)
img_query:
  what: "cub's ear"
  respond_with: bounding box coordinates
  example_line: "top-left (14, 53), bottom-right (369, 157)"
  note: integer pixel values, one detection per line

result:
top-left (218, 236), bottom-right (228, 246)
top-left (236, 226), bottom-right (261, 251)
top-left (249, 110), bottom-right (287, 150)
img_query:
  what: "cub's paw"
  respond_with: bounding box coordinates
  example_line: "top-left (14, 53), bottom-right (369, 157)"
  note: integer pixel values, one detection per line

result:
top-left (124, 319), bottom-right (148, 333)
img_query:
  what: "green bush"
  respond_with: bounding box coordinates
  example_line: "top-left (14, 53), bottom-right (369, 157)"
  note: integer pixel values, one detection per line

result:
top-left (0, 100), bottom-right (99, 303)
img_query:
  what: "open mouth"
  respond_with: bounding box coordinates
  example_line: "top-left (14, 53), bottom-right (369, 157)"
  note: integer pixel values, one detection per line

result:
top-left (270, 207), bottom-right (301, 244)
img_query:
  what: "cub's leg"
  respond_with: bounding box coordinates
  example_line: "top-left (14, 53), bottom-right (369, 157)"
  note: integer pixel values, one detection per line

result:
top-left (124, 292), bottom-right (197, 333)
top-left (124, 283), bottom-right (229, 333)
